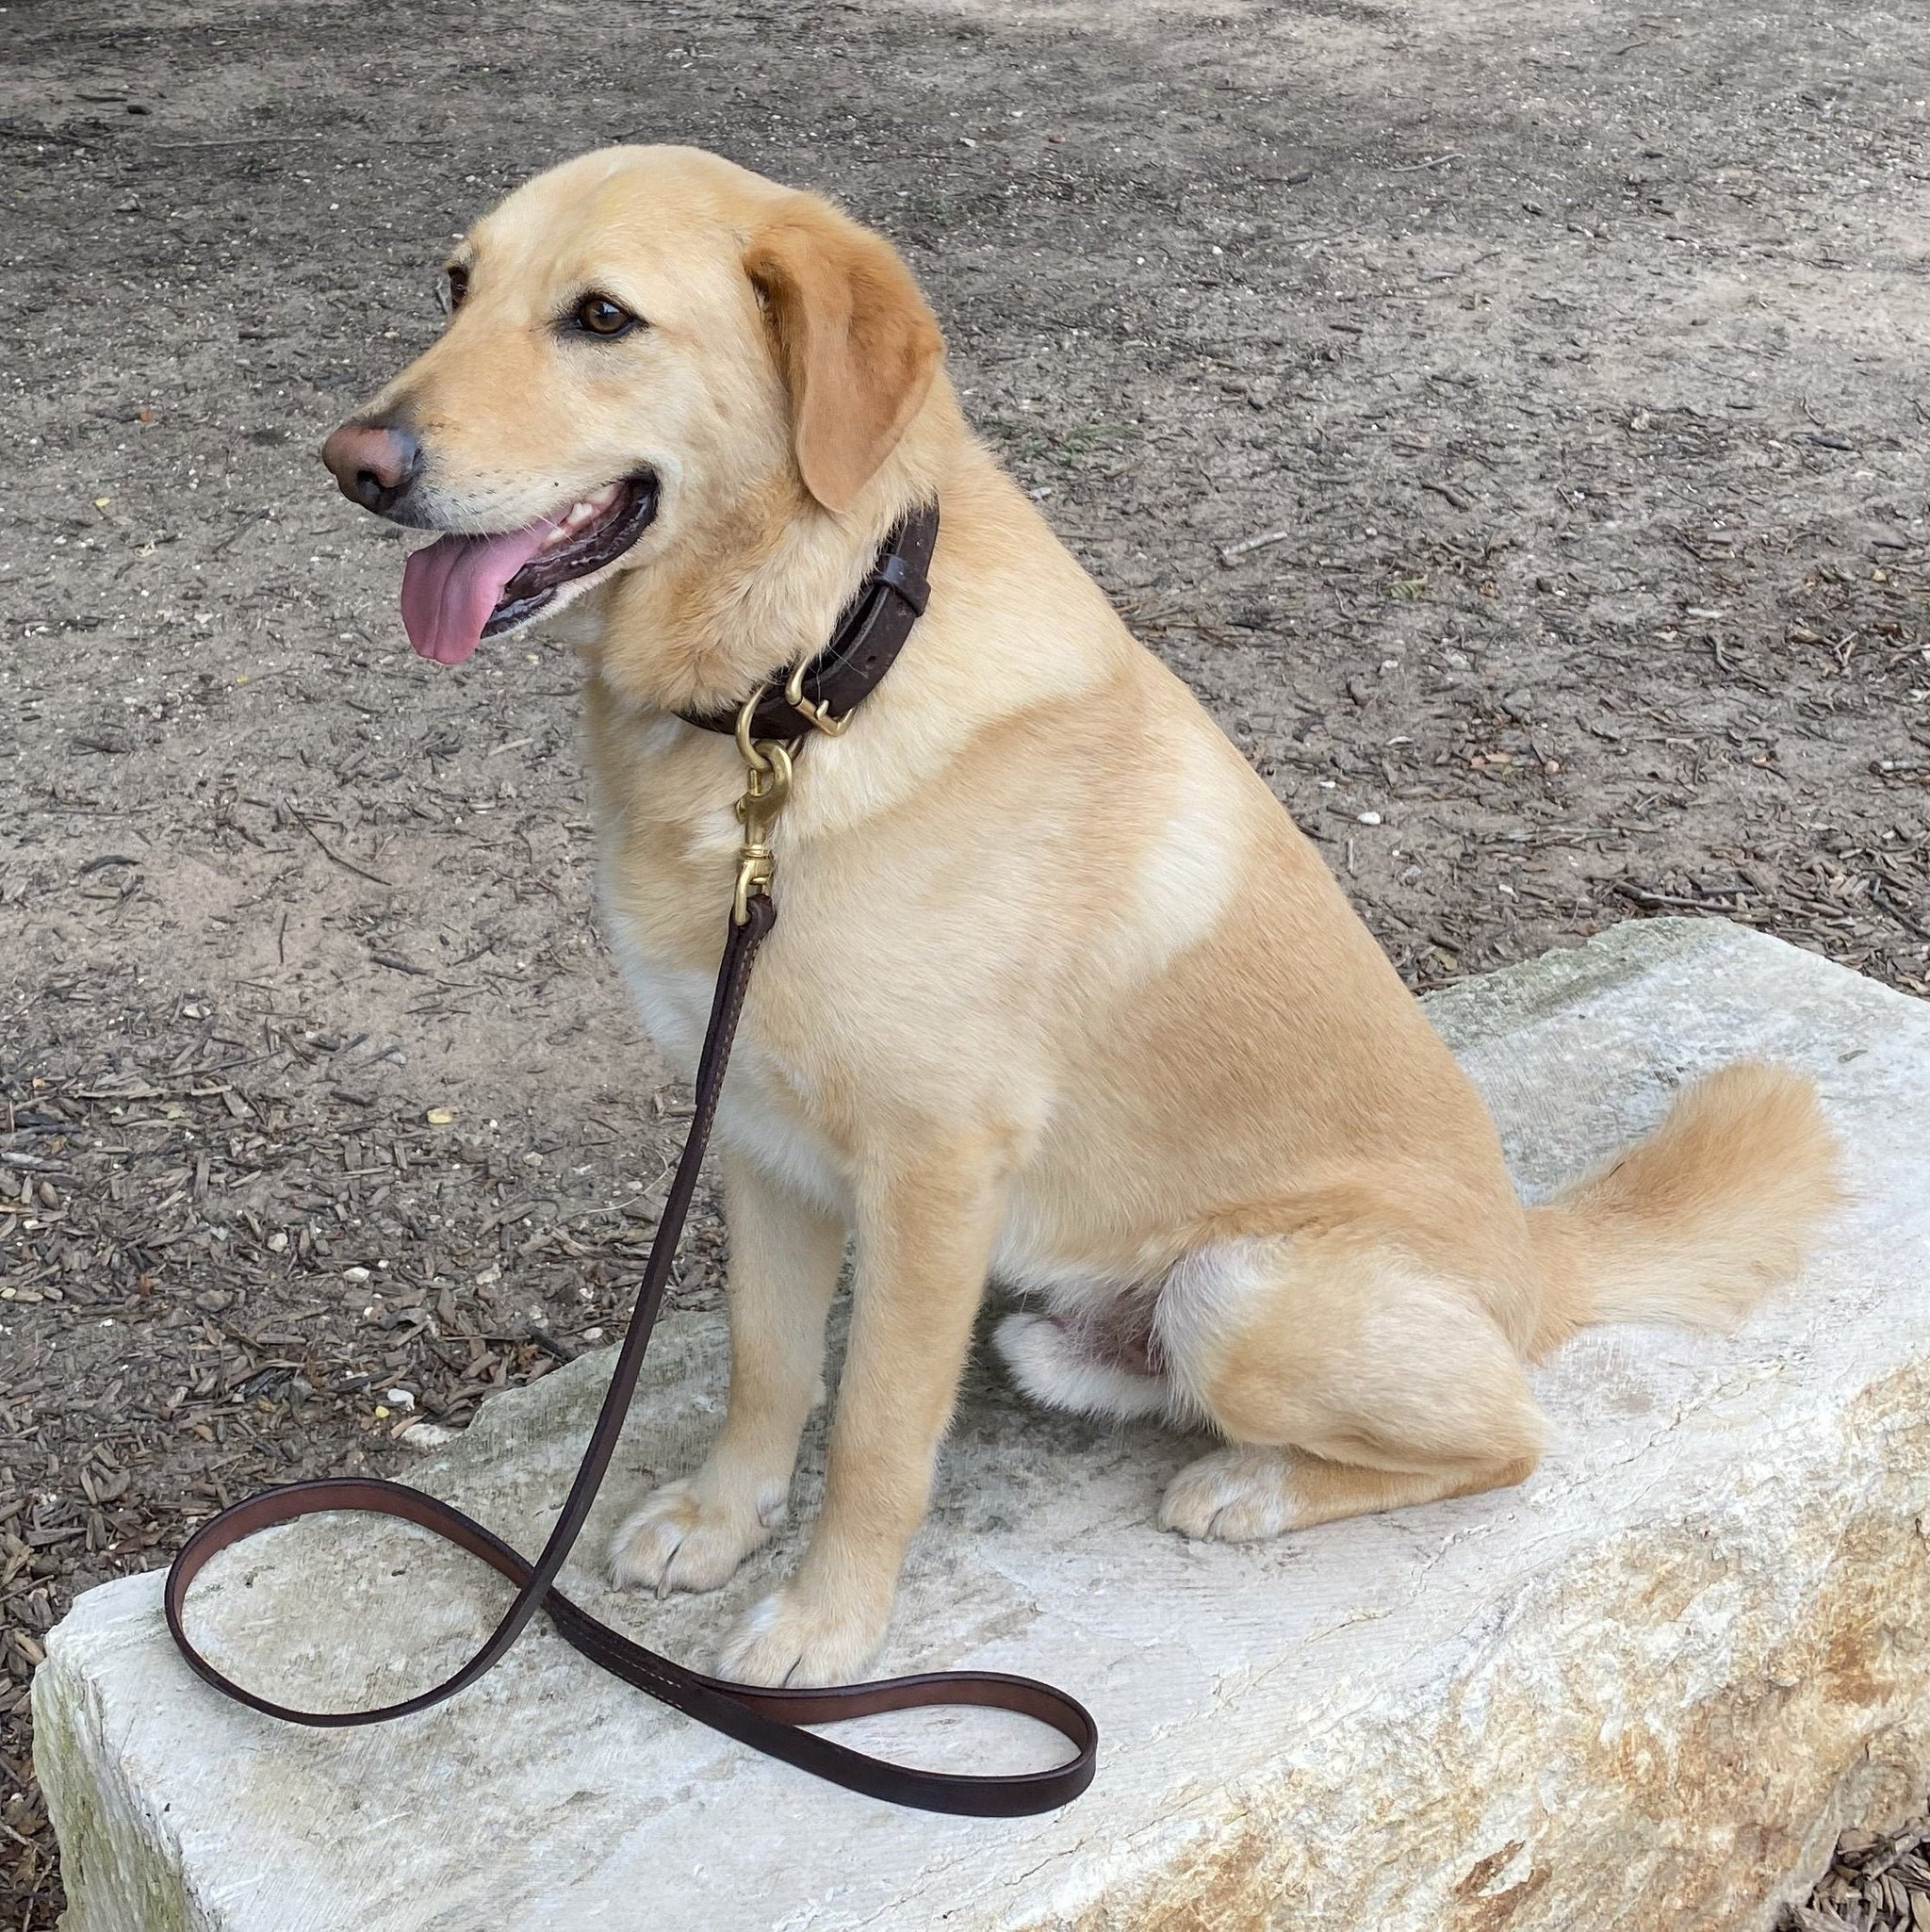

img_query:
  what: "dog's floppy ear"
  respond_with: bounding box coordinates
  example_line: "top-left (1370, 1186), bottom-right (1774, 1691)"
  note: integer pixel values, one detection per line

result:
top-left (745, 199), bottom-right (943, 514)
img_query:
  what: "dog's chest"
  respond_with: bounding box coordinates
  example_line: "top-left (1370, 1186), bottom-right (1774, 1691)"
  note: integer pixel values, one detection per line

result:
top-left (601, 895), bottom-right (850, 1217)
top-left (601, 923), bottom-right (714, 1069)
top-left (588, 705), bottom-right (851, 1213)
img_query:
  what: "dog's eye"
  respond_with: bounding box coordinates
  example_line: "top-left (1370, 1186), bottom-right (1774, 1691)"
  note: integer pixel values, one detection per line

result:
top-left (442, 264), bottom-right (469, 315)
top-left (572, 293), bottom-right (640, 338)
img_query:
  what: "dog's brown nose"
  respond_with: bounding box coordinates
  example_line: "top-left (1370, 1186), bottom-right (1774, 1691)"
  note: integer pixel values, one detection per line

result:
top-left (320, 420), bottom-right (421, 515)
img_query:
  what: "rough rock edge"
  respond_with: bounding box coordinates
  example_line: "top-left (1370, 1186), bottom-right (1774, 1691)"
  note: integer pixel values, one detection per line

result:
top-left (1052, 1356), bottom-right (1930, 1932)
top-left (32, 1657), bottom-right (196, 1932)
top-left (1422, 911), bottom-right (1724, 1047)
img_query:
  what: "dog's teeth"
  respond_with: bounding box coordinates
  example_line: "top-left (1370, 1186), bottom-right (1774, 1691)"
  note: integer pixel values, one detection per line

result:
top-left (538, 485), bottom-right (621, 550)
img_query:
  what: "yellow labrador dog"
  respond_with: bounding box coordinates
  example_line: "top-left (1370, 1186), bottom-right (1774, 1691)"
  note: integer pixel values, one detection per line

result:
top-left (321, 144), bottom-right (1840, 1689)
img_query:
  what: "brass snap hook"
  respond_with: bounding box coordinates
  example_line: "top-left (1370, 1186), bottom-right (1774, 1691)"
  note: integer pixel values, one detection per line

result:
top-left (732, 694), bottom-right (795, 925)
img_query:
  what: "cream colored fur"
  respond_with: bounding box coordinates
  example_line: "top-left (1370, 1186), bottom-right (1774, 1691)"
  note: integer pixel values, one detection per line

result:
top-left (340, 145), bottom-right (1845, 1687)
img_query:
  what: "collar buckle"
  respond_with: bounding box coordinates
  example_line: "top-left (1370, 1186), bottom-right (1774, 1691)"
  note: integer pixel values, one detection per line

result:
top-left (783, 657), bottom-right (852, 736)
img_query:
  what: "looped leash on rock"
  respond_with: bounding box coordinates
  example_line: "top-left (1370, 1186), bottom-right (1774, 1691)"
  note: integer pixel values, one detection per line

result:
top-left (165, 501), bottom-right (1098, 1818)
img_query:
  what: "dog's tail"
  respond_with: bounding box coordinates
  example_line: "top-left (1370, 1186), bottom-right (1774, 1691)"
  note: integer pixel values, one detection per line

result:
top-left (1526, 1061), bottom-right (1843, 1358)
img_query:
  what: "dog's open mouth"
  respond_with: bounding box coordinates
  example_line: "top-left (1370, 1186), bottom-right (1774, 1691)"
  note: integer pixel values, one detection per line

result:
top-left (399, 471), bottom-right (658, 665)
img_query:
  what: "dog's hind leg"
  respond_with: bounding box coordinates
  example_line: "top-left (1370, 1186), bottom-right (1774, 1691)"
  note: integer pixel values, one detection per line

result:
top-left (610, 1150), bottom-right (845, 1594)
top-left (1158, 1440), bottom-right (1541, 1540)
top-left (1153, 1217), bottom-right (1546, 1541)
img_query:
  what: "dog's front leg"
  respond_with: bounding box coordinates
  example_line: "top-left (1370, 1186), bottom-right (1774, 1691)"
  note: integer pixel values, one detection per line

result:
top-left (610, 1149), bottom-right (845, 1595)
top-left (717, 1139), bottom-right (1007, 1687)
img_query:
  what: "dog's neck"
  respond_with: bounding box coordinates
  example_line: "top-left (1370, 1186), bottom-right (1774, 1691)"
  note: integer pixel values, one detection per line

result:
top-left (582, 379), bottom-right (967, 723)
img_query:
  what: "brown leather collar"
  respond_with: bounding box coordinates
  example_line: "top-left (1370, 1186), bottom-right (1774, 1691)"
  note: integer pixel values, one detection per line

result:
top-left (679, 500), bottom-right (940, 740)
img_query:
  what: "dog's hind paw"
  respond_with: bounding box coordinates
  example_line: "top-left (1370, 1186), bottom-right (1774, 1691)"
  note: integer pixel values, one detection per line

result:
top-left (609, 1476), bottom-right (784, 1595)
top-left (1157, 1445), bottom-right (1299, 1542)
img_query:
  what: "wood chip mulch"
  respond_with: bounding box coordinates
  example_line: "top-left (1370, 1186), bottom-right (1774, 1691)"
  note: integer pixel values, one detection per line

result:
top-left (1783, 1823), bottom-right (1930, 1932)
top-left (1, 1023), bottom-right (716, 1930)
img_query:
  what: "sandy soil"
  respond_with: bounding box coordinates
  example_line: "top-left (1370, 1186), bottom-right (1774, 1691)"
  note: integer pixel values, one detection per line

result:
top-left (2, 0), bottom-right (1925, 1923)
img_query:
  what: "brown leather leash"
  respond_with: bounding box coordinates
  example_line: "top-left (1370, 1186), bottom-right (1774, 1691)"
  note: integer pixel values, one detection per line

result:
top-left (165, 503), bottom-right (1098, 1818)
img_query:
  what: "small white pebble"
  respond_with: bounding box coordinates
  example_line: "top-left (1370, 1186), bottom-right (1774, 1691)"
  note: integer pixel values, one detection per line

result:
top-left (384, 1388), bottom-right (416, 1411)
top-left (1357, 811), bottom-right (1383, 826)
top-left (343, 1266), bottom-right (371, 1285)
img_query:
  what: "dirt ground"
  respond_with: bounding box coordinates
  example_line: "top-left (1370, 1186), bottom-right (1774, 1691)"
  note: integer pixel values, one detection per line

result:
top-left (2, 0), bottom-right (1926, 1923)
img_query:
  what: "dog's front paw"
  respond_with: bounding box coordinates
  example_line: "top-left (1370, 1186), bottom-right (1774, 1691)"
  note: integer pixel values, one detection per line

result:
top-left (1158, 1445), bottom-right (1298, 1542)
top-left (608, 1476), bottom-right (784, 1596)
top-left (715, 1581), bottom-right (890, 1688)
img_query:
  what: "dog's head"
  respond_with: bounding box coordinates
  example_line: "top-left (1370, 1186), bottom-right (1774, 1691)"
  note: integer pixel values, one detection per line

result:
top-left (321, 145), bottom-right (944, 666)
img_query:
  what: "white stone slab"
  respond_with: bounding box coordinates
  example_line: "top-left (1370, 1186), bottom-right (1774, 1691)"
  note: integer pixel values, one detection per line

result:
top-left (35, 918), bottom-right (1930, 1932)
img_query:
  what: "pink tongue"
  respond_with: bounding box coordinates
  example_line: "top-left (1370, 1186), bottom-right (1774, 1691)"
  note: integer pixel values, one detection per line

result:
top-left (400, 520), bottom-right (554, 666)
